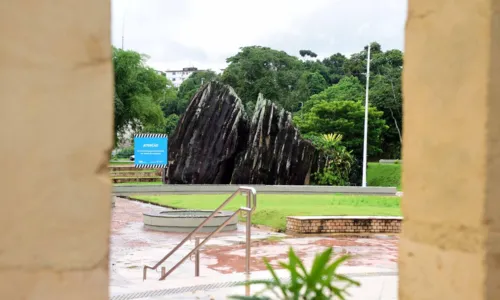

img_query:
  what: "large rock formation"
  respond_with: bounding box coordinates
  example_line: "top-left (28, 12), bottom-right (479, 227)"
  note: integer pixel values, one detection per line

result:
top-left (167, 81), bottom-right (248, 184)
top-left (230, 95), bottom-right (323, 185)
top-left (167, 81), bottom-right (324, 185)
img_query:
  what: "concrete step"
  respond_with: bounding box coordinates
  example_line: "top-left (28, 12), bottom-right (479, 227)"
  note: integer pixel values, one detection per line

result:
top-left (109, 166), bottom-right (161, 172)
top-left (112, 177), bottom-right (162, 184)
top-left (110, 171), bottom-right (161, 177)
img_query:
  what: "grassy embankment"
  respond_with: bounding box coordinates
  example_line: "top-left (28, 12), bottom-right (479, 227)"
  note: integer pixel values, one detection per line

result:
top-left (367, 162), bottom-right (402, 190)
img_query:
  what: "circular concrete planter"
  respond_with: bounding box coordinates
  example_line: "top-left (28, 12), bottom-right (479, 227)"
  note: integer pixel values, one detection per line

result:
top-left (143, 210), bottom-right (237, 233)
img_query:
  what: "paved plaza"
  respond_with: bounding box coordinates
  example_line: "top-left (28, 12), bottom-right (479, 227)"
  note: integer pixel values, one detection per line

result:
top-left (110, 197), bottom-right (399, 299)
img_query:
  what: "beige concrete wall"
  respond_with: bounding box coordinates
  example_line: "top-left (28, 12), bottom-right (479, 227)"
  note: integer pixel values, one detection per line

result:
top-left (401, 0), bottom-right (500, 299)
top-left (0, 1), bottom-right (113, 299)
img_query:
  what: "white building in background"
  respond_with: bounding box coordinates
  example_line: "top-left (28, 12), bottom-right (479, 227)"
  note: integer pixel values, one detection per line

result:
top-left (160, 67), bottom-right (225, 87)
top-left (154, 70), bottom-right (166, 77)
top-left (165, 67), bottom-right (200, 87)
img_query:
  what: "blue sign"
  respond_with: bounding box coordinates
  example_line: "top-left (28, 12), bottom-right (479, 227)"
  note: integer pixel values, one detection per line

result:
top-left (134, 134), bottom-right (168, 168)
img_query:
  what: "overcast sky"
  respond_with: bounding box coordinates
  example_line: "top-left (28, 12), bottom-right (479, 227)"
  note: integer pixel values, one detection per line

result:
top-left (111, 0), bottom-right (407, 71)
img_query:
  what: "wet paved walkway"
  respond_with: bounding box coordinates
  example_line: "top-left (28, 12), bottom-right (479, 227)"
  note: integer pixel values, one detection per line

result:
top-left (110, 197), bottom-right (399, 299)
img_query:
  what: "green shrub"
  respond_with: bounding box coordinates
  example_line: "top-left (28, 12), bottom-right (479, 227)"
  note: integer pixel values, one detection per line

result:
top-left (116, 146), bottom-right (134, 158)
top-left (229, 247), bottom-right (359, 300)
top-left (367, 162), bottom-right (401, 190)
top-left (307, 133), bottom-right (354, 186)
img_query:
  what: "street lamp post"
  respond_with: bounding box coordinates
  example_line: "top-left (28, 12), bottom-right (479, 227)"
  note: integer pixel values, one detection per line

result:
top-left (121, 10), bottom-right (125, 49)
top-left (121, 2), bottom-right (129, 50)
top-left (361, 44), bottom-right (371, 188)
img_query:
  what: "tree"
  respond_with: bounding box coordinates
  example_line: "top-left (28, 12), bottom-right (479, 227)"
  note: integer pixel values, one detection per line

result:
top-left (301, 76), bottom-right (365, 112)
top-left (164, 114), bottom-right (180, 136)
top-left (162, 70), bottom-right (219, 118)
top-left (321, 43), bottom-right (404, 158)
top-left (158, 81), bottom-right (178, 116)
top-left (221, 46), bottom-right (305, 111)
top-left (308, 133), bottom-right (354, 186)
top-left (294, 100), bottom-right (388, 158)
top-left (303, 60), bottom-right (331, 85)
top-left (113, 47), bottom-right (175, 142)
top-left (177, 70), bottom-right (219, 103)
top-left (366, 48), bottom-right (403, 158)
top-left (298, 71), bottom-right (328, 96)
top-left (370, 71), bottom-right (402, 158)
top-left (217, 42), bottom-right (403, 159)
top-left (343, 42), bottom-right (384, 84)
top-left (293, 71), bottom-right (328, 108)
top-left (299, 49), bottom-right (318, 58)
top-left (321, 53), bottom-right (349, 84)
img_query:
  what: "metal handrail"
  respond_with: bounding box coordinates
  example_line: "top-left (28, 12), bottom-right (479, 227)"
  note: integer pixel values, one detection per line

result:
top-left (143, 186), bottom-right (257, 280)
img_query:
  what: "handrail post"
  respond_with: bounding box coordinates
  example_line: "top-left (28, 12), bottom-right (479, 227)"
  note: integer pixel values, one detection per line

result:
top-left (195, 237), bottom-right (200, 277)
top-left (144, 186), bottom-right (257, 281)
top-left (245, 273), bottom-right (251, 296)
top-left (143, 189), bottom-right (241, 279)
top-left (245, 203), bottom-right (251, 275)
top-left (159, 210), bottom-right (242, 280)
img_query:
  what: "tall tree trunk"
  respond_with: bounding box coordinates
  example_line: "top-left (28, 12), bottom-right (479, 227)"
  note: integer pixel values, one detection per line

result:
top-left (389, 80), bottom-right (403, 144)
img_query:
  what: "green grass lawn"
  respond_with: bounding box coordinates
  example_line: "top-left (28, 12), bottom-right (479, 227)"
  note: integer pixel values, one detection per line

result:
top-left (367, 162), bottom-right (402, 190)
top-left (109, 160), bottom-right (134, 165)
top-left (134, 194), bottom-right (401, 231)
top-left (114, 182), bottom-right (162, 185)
top-left (112, 169), bottom-right (158, 173)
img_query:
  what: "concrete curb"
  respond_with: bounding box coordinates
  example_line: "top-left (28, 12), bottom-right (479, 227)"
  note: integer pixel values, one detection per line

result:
top-left (112, 185), bottom-right (397, 196)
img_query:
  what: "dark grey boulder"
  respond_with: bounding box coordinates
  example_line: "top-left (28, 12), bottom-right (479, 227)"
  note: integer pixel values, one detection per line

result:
top-left (167, 81), bottom-right (248, 184)
top-left (230, 94), bottom-right (324, 185)
top-left (167, 82), bottom-right (324, 185)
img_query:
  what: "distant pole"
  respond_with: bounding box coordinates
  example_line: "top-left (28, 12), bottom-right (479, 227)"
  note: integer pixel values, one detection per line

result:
top-left (121, 5), bottom-right (127, 49)
top-left (121, 18), bottom-right (125, 49)
top-left (362, 44), bottom-right (371, 187)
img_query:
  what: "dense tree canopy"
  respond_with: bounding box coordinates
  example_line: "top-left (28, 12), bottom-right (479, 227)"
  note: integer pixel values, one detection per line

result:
top-left (301, 76), bottom-right (365, 112)
top-left (368, 49), bottom-right (403, 158)
top-left (177, 71), bottom-right (219, 108)
top-left (294, 101), bottom-right (388, 158)
top-left (299, 49), bottom-right (318, 58)
top-left (297, 42), bottom-right (403, 159)
top-left (319, 53), bottom-right (348, 84)
top-left (113, 40), bottom-right (404, 175)
top-left (221, 46), bottom-right (305, 111)
top-left (161, 70), bottom-right (219, 117)
top-left (113, 47), bottom-right (176, 143)
top-left (164, 113), bottom-right (180, 136)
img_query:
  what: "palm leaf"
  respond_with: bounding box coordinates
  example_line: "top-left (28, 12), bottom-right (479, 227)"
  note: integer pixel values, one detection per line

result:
top-left (263, 258), bottom-right (288, 297)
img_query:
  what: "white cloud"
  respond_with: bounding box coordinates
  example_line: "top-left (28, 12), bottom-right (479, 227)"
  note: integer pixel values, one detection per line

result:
top-left (111, 0), bottom-right (407, 71)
